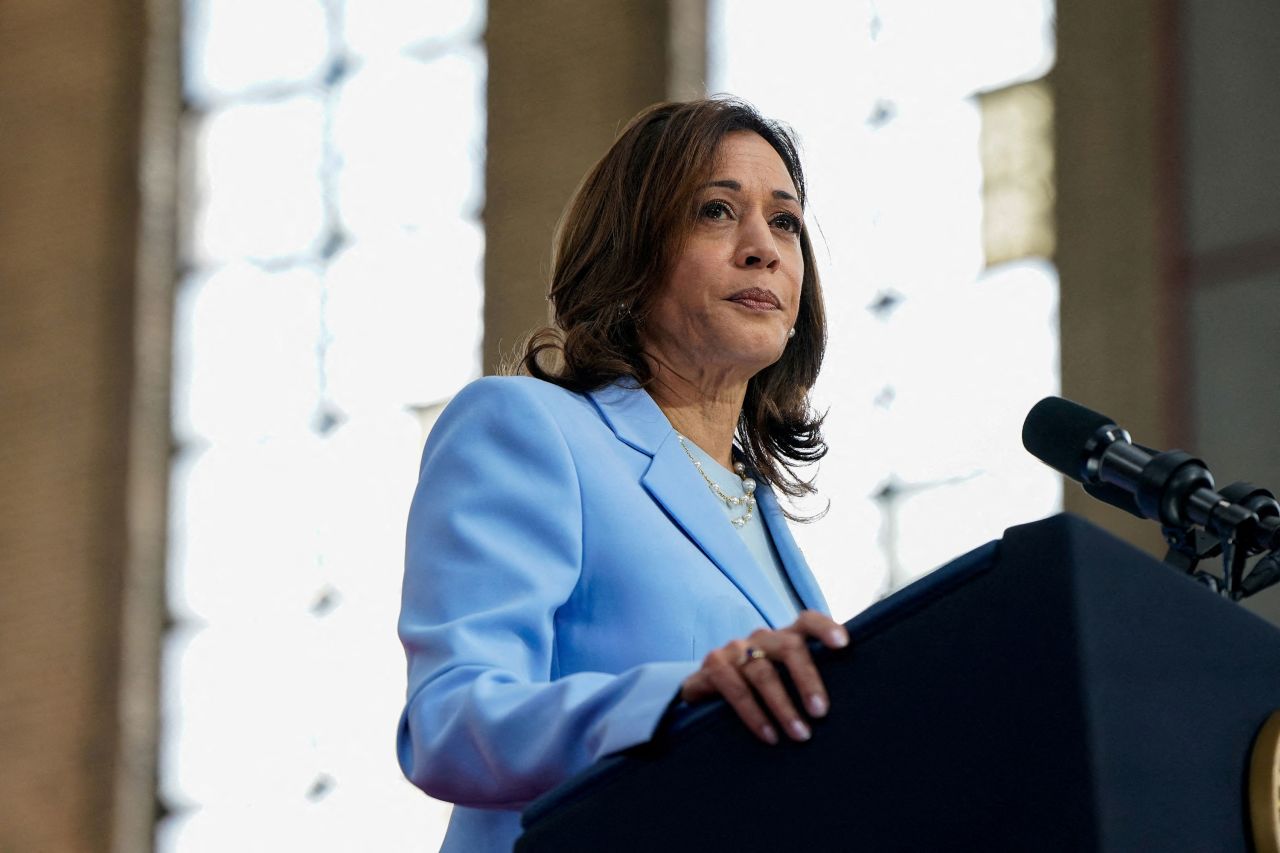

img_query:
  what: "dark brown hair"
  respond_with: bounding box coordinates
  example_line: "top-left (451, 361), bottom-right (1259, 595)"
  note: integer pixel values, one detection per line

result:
top-left (514, 97), bottom-right (827, 506)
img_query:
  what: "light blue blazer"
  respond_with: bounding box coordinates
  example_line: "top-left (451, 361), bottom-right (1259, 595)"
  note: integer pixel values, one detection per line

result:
top-left (397, 376), bottom-right (829, 852)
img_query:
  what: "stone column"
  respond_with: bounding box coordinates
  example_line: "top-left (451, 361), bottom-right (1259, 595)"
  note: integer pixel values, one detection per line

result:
top-left (0, 0), bottom-right (177, 849)
top-left (483, 0), bottom-right (706, 373)
top-left (1053, 0), bottom-right (1181, 555)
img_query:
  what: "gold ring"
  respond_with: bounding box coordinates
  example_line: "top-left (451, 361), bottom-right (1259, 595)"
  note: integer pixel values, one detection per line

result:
top-left (741, 647), bottom-right (767, 666)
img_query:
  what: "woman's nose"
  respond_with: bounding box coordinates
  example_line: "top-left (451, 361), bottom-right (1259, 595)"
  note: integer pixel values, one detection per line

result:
top-left (734, 216), bottom-right (781, 270)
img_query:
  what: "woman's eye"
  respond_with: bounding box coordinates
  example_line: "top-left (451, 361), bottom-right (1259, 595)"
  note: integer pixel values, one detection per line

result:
top-left (701, 201), bottom-right (732, 220)
top-left (773, 214), bottom-right (802, 234)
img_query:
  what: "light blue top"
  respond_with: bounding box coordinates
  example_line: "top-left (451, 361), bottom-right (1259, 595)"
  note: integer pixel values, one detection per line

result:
top-left (397, 377), bottom-right (828, 853)
top-left (679, 437), bottom-right (804, 618)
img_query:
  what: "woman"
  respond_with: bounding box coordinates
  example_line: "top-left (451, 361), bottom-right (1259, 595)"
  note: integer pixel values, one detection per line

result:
top-left (397, 97), bottom-right (849, 852)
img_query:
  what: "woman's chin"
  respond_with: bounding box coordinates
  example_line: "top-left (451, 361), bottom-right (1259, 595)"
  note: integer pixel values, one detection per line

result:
top-left (731, 344), bottom-right (789, 378)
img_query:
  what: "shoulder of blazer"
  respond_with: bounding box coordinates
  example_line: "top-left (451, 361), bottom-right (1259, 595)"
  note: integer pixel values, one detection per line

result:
top-left (445, 376), bottom-right (672, 456)
top-left (441, 375), bottom-right (600, 433)
top-left (449, 374), bottom-right (587, 409)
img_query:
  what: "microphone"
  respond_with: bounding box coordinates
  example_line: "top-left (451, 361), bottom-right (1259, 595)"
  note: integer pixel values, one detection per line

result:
top-left (1081, 481), bottom-right (1145, 520)
top-left (1021, 397), bottom-right (1271, 549)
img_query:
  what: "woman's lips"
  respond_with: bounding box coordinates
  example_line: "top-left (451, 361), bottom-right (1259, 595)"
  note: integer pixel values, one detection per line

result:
top-left (728, 288), bottom-right (781, 310)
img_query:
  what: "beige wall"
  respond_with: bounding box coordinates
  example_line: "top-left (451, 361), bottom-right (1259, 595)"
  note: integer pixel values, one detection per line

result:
top-left (1178, 0), bottom-right (1280, 621)
top-left (1055, 0), bottom-right (1280, 621)
top-left (1053, 0), bottom-right (1177, 556)
top-left (483, 0), bottom-right (705, 373)
top-left (0, 0), bottom-right (175, 849)
top-left (1, 0), bottom-right (140, 846)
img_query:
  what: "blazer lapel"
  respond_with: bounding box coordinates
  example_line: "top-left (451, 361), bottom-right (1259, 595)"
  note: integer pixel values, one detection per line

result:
top-left (641, 432), bottom-right (797, 629)
top-left (589, 382), bottom-right (797, 629)
top-left (756, 486), bottom-right (831, 615)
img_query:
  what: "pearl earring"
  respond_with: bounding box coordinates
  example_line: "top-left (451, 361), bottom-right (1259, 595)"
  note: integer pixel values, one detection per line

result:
top-left (787, 328), bottom-right (796, 339)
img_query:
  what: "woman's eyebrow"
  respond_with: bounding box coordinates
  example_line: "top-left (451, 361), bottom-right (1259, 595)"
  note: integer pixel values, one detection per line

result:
top-left (705, 179), bottom-right (799, 203)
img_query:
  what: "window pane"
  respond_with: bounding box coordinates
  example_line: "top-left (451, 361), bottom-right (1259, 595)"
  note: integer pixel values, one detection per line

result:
top-left (191, 96), bottom-right (328, 263)
top-left (333, 51), bottom-right (485, 234)
top-left (341, 0), bottom-right (485, 58)
top-left (185, 0), bottom-right (331, 102)
top-left (172, 263), bottom-right (323, 444)
top-left (323, 226), bottom-right (483, 412)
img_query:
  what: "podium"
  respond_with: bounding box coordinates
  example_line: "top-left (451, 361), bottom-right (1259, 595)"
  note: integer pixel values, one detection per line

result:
top-left (516, 514), bottom-right (1280, 852)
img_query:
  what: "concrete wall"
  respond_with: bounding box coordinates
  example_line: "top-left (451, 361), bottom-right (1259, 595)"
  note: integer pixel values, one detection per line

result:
top-left (1180, 0), bottom-right (1280, 620)
top-left (1053, 0), bottom-right (1178, 555)
top-left (0, 0), bottom-right (176, 849)
top-left (1055, 0), bottom-right (1280, 619)
top-left (483, 0), bottom-right (705, 372)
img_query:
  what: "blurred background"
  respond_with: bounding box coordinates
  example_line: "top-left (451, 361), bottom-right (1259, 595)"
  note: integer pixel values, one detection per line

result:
top-left (3, 0), bottom-right (1278, 849)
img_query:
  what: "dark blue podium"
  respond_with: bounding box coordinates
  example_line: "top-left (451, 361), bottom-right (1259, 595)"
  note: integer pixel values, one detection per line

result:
top-left (516, 514), bottom-right (1280, 851)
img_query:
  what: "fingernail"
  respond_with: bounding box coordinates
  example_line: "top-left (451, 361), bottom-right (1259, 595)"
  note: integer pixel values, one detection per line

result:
top-left (808, 694), bottom-right (828, 717)
top-left (761, 724), bottom-right (779, 745)
top-left (828, 628), bottom-right (849, 648)
top-left (789, 720), bottom-right (811, 741)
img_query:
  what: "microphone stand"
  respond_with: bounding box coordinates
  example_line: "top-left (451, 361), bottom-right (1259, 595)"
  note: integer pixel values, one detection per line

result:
top-left (1161, 524), bottom-right (1222, 590)
top-left (1160, 481), bottom-right (1280, 601)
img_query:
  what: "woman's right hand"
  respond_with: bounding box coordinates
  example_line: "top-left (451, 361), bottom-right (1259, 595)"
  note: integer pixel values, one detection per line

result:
top-left (678, 610), bottom-right (850, 745)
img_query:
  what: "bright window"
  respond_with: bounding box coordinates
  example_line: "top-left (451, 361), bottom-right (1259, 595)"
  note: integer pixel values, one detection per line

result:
top-left (159, 2), bottom-right (485, 848)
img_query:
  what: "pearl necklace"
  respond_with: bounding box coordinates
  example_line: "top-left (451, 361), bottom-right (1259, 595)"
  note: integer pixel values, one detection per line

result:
top-left (676, 434), bottom-right (758, 528)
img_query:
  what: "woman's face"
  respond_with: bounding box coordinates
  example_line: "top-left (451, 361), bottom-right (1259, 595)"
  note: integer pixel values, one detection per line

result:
top-left (641, 131), bottom-right (804, 389)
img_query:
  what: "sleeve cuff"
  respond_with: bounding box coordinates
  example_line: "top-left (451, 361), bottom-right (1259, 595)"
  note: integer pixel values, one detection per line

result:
top-left (588, 659), bottom-right (701, 760)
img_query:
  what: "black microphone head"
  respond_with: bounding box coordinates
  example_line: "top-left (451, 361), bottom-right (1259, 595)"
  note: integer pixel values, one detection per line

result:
top-left (1021, 396), bottom-right (1119, 482)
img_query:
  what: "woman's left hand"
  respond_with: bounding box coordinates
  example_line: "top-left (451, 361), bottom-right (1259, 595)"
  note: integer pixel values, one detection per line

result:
top-left (679, 610), bottom-right (850, 745)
